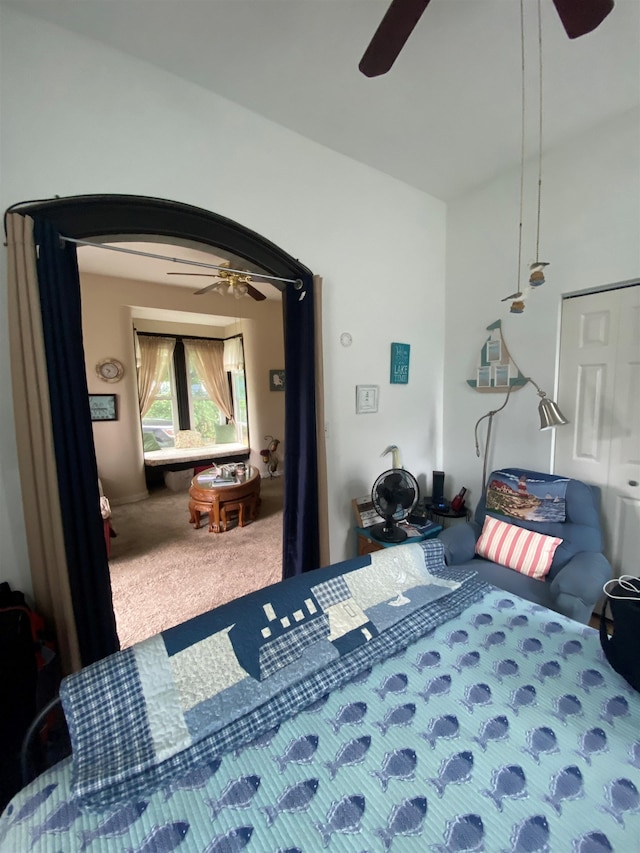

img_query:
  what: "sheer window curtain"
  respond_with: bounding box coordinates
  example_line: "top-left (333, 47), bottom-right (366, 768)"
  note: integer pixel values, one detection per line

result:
top-left (183, 339), bottom-right (234, 422)
top-left (223, 336), bottom-right (244, 372)
top-left (137, 334), bottom-right (176, 417)
top-left (6, 213), bottom-right (81, 674)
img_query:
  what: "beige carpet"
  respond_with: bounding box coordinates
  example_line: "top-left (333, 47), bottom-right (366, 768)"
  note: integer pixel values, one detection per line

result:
top-left (108, 475), bottom-right (284, 648)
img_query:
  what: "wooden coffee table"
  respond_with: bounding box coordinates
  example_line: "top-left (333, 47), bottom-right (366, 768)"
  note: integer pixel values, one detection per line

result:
top-left (188, 465), bottom-right (261, 533)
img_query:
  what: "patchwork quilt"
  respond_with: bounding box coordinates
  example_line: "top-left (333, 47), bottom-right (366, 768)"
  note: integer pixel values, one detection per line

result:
top-left (60, 542), bottom-right (481, 808)
top-left (1, 549), bottom-right (639, 852)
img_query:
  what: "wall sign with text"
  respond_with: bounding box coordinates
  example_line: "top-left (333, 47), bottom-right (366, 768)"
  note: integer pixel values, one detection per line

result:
top-left (390, 342), bottom-right (410, 384)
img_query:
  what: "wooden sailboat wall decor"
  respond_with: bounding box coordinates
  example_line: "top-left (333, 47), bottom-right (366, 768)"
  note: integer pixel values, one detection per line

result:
top-left (467, 320), bottom-right (529, 394)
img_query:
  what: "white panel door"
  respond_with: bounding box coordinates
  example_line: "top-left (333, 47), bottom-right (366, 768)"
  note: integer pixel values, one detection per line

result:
top-left (555, 284), bottom-right (640, 579)
top-left (607, 286), bottom-right (640, 578)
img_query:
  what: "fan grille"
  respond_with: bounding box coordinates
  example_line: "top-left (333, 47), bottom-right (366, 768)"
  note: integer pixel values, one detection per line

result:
top-left (370, 468), bottom-right (419, 543)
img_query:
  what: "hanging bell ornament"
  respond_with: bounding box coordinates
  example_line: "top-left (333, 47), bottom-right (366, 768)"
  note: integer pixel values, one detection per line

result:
top-left (510, 300), bottom-right (526, 314)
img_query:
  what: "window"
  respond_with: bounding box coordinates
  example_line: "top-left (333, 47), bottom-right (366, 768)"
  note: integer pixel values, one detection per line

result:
top-left (231, 370), bottom-right (248, 444)
top-left (138, 332), bottom-right (249, 449)
top-left (141, 359), bottom-right (177, 449)
top-left (187, 356), bottom-right (224, 442)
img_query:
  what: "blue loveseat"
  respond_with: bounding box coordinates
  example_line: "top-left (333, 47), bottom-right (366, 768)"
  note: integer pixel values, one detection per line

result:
top-left (438, 468), bottom-right (612, 623)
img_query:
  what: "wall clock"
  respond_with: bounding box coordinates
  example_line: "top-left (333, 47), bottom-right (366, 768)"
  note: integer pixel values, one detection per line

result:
top-left (96, 358), bottom-right (125, 383)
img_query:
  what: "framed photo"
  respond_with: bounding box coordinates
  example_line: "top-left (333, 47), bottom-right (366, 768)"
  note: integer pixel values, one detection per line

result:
top-left (269, 369), bottom-right (285, 391)
top-left (477, 366), bottom-right (492, 388)
top-left (494, 364), bottom-right (510, 387)
top-left (356, 385), bottom-right (379, 414)
top-left (89, 394), bottom-right (117, 421)
top-left (486, 339), bottom-right (502, 362)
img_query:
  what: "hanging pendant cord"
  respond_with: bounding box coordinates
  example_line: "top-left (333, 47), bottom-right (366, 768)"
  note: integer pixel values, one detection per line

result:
top-left (516, 0), bottom-right (526, 293)
top-left (58, 236), bottom-right (302, 286)
top-left (535, 0), bottom-right (544, 263)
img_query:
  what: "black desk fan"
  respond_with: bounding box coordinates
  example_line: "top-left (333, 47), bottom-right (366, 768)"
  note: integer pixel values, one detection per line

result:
top-left (370, 468), bottom-right (420, 543)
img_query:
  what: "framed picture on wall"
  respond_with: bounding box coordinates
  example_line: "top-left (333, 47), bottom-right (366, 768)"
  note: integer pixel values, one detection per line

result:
top-left (269, 370), bottom-right (286, 391)
top-left (477, 366), bottom-right (491, 388)
top-left (486, 339), bottom-right (501, 362)
top-left (89, 394), bottom-right (117, 421)
top-left (494, 364), bottom-right (510, 386)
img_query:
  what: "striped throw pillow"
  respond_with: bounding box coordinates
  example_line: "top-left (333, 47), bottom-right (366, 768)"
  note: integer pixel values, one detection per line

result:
top-left (475, 516), bottom-right (563, 580)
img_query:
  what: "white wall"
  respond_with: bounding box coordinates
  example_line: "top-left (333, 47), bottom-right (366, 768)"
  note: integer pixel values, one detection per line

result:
top-left (0, 7), bottom-right (446, 596)
top-left (444, 107), bottom-right (640, 507)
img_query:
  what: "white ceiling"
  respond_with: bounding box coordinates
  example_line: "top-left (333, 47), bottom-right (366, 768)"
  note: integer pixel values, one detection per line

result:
top-left (8, 0), bottom-right (640, 202)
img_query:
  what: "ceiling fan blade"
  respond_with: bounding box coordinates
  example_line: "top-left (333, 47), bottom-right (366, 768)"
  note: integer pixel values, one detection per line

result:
top-left (247, 283), bottom-right (267, 302)
top-left (552, 0), bottom-right (614, 38)
top-left (167, 272), bottom-right (216, 276)
top-left (359, 0), bottom-right (432, 78)
top-left (193, 282), bottom-right (220, 296)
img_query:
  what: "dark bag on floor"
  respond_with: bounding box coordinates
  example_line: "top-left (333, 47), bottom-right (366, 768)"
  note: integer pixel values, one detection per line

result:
top-left (599, 577), bottom-right (640, 693)
top-left (0, 583), bottom-right (61, 810)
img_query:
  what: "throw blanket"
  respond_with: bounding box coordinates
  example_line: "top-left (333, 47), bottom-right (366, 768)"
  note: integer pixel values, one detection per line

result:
top-left (486, 470), bottom-right (569, 522)
top-left (61, 541), bottom-right (487, 809)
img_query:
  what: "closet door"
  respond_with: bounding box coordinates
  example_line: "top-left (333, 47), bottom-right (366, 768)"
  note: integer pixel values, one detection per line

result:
top-left (554, 284), bottom-right (640, 580)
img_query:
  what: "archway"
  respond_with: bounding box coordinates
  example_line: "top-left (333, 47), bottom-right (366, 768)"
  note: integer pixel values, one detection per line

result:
top-left (7, 194), bottom-right (323, 668)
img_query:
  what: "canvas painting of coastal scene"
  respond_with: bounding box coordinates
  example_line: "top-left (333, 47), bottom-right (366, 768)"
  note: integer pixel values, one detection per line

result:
top-left (486, 470), bottom-right (569, 522)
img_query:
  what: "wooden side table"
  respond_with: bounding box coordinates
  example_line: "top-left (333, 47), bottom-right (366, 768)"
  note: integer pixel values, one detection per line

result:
top-left (356, 523), bottom-right (442, 556)
top-left (189, 465), bottom-right (261, 533)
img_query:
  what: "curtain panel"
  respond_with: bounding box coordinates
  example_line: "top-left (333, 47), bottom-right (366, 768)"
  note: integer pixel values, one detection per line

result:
top-left (33, 218), bottom-right (119, 667)
top-left (313, 276), bottom-right (330, 568)
top-left (223, 337), bottom-right (244, 371)
top-left (137, 334), bottom-right (176, 417)
top-left (283, 273), bottom-right (320, 577)
top-left (6, 213), bottom-right (82, 675)
top-left (183, 339), bottom-right (234, 422)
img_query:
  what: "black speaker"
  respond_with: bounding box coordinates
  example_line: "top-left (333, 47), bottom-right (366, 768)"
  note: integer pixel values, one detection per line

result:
top-left (432, 471), bottom-right (445, 508)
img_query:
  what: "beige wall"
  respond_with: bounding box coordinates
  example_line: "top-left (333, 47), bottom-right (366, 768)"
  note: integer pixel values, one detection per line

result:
top-left (81, 272), bottom-right (284, 502)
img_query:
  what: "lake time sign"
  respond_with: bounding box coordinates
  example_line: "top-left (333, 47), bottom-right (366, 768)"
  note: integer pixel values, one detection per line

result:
top-left (390, 342), bottom-right (410, 384)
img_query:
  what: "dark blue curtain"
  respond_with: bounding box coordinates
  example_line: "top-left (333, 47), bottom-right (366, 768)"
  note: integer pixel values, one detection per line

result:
top-left (33, 219), bottom-right (119, 666)
top-left (283, 274), bottom-right (320, 577)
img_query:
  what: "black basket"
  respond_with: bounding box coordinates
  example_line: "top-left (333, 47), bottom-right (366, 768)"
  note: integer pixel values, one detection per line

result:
top-left (599, 580), bottom-right (640, 693)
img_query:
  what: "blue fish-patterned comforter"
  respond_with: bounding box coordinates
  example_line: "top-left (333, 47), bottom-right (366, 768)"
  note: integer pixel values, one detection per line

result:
top-left (2, 588), bottom-right (639, 852)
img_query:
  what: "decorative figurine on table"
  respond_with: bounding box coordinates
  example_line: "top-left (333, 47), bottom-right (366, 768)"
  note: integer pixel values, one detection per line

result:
top-left (261, 435), bottom-right (280, 477)
top-left (381, 444), bottom-right (402, 469)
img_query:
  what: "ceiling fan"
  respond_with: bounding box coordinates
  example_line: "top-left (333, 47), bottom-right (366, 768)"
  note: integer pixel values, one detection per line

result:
top-left (359, 0), bottom-right (614, 77)
top-left (167, 263), bottom-right (267, 301)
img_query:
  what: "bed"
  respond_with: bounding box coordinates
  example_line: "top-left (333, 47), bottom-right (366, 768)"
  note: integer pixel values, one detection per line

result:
top-left (1, 541), bottom-right (639, 852)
